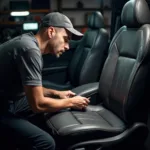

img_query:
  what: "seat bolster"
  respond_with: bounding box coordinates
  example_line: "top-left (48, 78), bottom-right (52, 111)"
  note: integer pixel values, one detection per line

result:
top-left (71, 82), bottom-right (99, 97)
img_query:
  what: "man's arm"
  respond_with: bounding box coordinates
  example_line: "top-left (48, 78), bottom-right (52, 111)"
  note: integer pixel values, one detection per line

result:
top-left (24, 85), bottom-right (89, 113)
top-left (42, 87), bottom-right (76, 99)
top-left (18, 48), bottom-right (89, 113)
top-left (42, 87), bottom-right (59, 97)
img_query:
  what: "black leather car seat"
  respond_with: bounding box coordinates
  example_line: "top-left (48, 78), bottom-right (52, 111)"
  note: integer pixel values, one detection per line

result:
top-left (45, 0), bottom-right (150, 150)
top-left (42, 11), bottom-right (109, 90)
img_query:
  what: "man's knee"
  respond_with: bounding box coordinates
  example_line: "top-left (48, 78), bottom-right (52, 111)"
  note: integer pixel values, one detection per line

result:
top-left (45, 134), bottom-right (55, 150)
top-left (36, 131), bottom-right (56, 150)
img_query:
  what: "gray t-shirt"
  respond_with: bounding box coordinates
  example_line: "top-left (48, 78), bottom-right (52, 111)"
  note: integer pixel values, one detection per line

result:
top-left (0, 32), bottom-right (43, 102)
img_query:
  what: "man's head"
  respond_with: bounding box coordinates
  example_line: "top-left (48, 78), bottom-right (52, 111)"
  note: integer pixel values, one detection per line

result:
top-left (38, 12), bottom-right (83, 57)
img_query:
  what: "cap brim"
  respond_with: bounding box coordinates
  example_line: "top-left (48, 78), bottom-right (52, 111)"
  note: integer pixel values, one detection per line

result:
top-left (66, 27), bottom-right (83, 36)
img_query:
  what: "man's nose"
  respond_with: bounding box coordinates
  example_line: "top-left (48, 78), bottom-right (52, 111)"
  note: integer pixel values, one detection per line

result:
top-left (64, 43), bottom-right (69, 50)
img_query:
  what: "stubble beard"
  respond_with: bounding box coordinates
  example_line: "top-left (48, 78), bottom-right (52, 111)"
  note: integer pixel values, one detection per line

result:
top-left (56, 53), bottom-right (60, 58)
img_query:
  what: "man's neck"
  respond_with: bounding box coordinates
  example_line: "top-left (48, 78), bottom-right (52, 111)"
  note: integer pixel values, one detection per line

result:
top-left (35, 33), bottom-right (47, 54)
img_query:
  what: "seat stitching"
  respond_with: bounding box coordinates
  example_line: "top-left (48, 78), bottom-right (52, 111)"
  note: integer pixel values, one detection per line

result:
top-left (74, 111), bottom-right (114, 127)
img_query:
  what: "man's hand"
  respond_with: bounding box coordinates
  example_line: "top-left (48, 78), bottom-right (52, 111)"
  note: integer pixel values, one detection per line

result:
top-left (70, 96), bottom-right (90, 110)
top-left (57, 90), bottom-right (76, 99)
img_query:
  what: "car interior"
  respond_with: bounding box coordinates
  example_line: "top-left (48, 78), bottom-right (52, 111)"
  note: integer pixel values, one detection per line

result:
top-left (43, 0), bottom-right (150, 150)
top-left (42, 11), bottom-right (109, 91)
top-left (1, 0), bottom-right (150, 150)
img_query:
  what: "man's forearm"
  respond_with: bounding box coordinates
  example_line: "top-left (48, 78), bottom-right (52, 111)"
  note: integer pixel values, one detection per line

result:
top-left (25, 85), bottom-right (70, 113)
top-left (40, 97), bottom-right (72, 112)
top-left (37, 97), bottom-right (72, 112)
top-left (42, 87), bottom-right (59, 97)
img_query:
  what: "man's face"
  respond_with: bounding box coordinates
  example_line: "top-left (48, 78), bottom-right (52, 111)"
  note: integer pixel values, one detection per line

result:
top-left (47, 28), bottom-right (71, 58)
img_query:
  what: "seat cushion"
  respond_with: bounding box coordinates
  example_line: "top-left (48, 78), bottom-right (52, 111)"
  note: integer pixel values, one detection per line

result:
top-left (45, 105), bottom-right (126, 143)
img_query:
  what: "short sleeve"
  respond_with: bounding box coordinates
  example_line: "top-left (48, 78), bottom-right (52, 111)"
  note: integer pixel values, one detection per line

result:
top-left (16, 49), bottom-right (43, 86)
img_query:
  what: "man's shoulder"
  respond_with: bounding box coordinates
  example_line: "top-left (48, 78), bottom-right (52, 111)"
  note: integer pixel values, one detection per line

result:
top-left (19, 32), bottom-right (39, 50)
top-left (0, 32), bottom-right (40, 59)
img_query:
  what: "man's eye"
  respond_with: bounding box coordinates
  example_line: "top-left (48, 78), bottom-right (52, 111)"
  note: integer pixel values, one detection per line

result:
top-left (64, 37), bottom-right (69, 43)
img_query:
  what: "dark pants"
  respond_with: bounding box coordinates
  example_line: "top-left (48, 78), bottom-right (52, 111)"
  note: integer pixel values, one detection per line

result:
top-left (0, 96), bottom-right (55, 150)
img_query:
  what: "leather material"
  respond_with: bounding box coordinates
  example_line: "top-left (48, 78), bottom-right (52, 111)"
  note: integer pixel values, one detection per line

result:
top-left (121, 0), bottom-right (150, 28)
top-left (71, 82), bottom-right (99, 97)
top-left (99, 24), bottom-right (150, 124)
top-left (88, 11), bottom-right (105, 29)
top-left (42, 80), bottom-right (73, 90)
top-left (46, 105), bottom-right (125, 138)
top-left (45, 0), bottom-right (150, 146)
top-left (69, 28), bottom-right (108, 86)
top-left (43, 11), bottom-right (108, 90)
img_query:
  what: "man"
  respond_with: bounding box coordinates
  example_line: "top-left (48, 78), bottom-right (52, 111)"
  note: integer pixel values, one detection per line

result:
top-left (0, 12), bottom-right (89, 150)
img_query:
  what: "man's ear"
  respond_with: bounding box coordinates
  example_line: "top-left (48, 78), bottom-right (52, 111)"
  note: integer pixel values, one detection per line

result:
top-left (47, 26), bottom-right (55, 38)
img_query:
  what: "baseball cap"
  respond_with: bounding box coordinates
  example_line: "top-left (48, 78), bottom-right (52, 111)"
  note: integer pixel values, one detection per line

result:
top-left (40, 12), bottom-right (83, 36)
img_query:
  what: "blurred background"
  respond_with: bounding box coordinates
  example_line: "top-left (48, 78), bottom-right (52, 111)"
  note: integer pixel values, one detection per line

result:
top-left (0, 0), bottom-right (112, 43)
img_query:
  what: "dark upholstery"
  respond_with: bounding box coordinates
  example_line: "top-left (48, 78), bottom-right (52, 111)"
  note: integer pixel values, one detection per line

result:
top-left (47, 105), bottom-right (125, 137)
top-left (121, 0), bottom-right (150, 28)
top-left (43, 11), bottom-right (109, 90)
top-left (45, 0), bottom-right (150, 149)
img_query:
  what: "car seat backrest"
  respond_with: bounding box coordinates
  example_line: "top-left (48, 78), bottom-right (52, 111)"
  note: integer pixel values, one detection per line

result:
top-left (68, 11), bottom-right (109, 86)
top-left (98, 0), bottom-right (150, 124)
